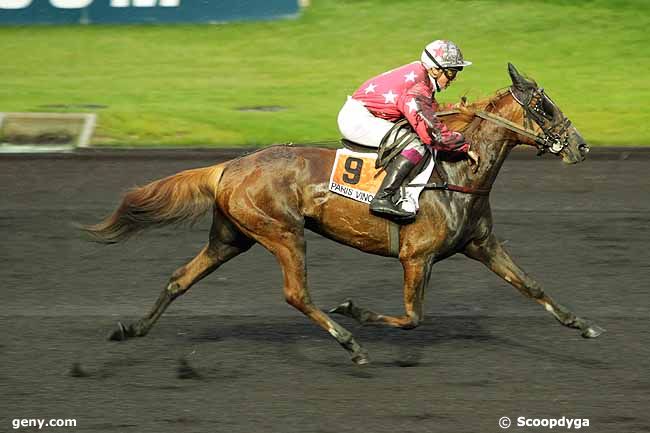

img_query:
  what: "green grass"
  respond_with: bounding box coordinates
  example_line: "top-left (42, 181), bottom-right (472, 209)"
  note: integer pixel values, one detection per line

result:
top-left (1, 0), bottom-right (649, 146)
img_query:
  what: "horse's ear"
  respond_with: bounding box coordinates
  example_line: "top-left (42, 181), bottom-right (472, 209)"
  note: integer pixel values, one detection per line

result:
top-left (508, 62), bottom-right (529, 90)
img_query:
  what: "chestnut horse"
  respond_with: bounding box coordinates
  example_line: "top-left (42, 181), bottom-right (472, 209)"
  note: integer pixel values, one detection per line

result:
top-left (86, 64), bottom-right (603, 364)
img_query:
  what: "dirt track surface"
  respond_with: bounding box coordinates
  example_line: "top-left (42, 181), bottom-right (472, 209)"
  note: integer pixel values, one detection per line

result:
top-left (1, 148), bottom-right (649, 433)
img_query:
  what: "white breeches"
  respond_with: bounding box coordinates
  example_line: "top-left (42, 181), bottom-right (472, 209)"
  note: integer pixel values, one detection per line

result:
top-left (338, 97), bottom-right (394, 147)
top-left (337, 97), bottom-right (427, 156)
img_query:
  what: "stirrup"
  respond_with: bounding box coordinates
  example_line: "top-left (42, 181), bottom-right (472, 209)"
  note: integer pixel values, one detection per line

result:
top-left (394, 191), bottom-right (417, 213)
top-left (370, 198), bottom-right (415, 219)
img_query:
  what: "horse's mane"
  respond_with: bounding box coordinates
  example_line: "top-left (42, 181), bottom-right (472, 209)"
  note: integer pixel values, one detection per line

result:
top-left (443, 65), bottom-right (541, 132)
top-left (441, 87), bottom-right (512, 132)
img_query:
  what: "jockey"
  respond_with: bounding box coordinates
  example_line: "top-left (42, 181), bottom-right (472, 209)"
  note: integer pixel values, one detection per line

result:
top-left (337, 39), bottom-right (478, 221)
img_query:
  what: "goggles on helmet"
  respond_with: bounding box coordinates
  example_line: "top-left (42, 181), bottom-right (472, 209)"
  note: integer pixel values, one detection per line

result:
top-left (424, 49), bottom-right (463, 80)
top-left (443, 67), bottom-right (462, 80)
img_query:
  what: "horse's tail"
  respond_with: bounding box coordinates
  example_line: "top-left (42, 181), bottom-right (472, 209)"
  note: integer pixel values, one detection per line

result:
top-left (83, 163), bottom-right (226, 244)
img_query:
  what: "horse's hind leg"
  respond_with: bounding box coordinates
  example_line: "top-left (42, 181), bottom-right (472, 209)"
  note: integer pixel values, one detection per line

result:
top-left (464, 233), bottom-right (605, 338)
top-left (109, 210), bottom-right (254, 341)
top-left (330, 257), bottom-right (431, 329)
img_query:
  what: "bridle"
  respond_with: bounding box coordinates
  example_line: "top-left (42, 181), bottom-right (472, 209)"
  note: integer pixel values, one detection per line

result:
top-left (509, 86), bottom-right (573, 155)
top-left (406, 87), bottom-right (577, 196)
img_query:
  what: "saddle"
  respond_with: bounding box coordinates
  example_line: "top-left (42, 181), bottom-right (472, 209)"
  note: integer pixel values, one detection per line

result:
top-left (341, 118), bottom-right (420, 169)
top-left (339, 118), bottom-right (437, 189)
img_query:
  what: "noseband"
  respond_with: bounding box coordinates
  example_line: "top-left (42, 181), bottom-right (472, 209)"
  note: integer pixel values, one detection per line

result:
top-left (510, 86), bottom-right (572, 155)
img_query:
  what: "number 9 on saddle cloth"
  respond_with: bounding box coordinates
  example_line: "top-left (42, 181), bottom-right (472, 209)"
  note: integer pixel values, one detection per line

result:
top-left (332, 121), bottom-right (436, 214)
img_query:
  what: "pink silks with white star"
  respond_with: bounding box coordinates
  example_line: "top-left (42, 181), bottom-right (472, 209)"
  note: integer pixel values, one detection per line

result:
top-left (337, 61), bottom-right (469, 157)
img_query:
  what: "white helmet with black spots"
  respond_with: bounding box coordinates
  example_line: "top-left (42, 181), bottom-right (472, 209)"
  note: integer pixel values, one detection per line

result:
top-left (421, 39), bottom-right (472, 70)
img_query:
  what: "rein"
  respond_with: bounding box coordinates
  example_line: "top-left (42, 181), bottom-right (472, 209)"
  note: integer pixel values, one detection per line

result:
top-left (400, 85), bottom-right (571, 196)
top-left (436, 92), bottom-right (553, 147)
top-left (406, 103), bottom-right (546, 196)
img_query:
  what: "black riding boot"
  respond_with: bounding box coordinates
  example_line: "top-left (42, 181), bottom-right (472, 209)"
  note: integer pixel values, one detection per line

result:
top-left (370, 155), bottom-right (416, 220)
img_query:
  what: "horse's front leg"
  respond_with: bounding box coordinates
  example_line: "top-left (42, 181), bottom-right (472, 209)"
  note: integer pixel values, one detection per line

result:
top-left (330, 257), bottom-right (431, 329)
top-left (464, 233), bottom-right (604, 338)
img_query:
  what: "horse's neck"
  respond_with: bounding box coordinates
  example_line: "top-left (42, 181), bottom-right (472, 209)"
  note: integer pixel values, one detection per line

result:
top-left (436, 97), bottom-right (520, 192)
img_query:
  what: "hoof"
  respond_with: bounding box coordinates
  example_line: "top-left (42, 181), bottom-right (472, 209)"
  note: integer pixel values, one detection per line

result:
top-left (108, 322), bottom-right (129, 341)
top-left (351, 352), bottom-right (370, 366)
top-left (581, 323), bottom-right (605, 338)
top-left (329, 300), bottom-right (353, 316)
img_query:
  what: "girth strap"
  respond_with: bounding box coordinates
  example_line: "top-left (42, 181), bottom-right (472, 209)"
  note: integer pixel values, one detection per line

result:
top-left (388, 221), bottom-right (400, 257)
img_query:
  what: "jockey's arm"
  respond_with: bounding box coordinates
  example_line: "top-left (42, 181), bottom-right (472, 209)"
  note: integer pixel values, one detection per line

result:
top-left (398, 83), bottom-right (469, 153)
